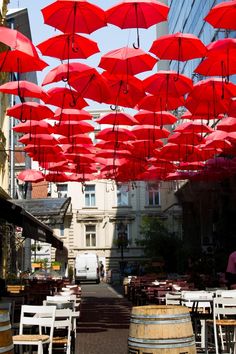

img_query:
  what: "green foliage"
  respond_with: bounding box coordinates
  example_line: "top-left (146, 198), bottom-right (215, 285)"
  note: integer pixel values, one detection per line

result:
top-left (136, 216), bottom-right (183, 273)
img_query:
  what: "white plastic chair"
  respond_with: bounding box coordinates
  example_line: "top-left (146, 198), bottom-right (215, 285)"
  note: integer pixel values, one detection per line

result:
top-left (165, 292), bottom-right (181, 305)
top-left (13, 304), bottom-right (56, 354)
top-left (52, 309), bottom-right (73, 354)
top-left (205, 296), bottom-right (236, 354)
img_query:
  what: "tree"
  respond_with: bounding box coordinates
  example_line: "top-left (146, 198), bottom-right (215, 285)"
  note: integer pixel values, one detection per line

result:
top-left (137, 216), bottom-right (183, 273)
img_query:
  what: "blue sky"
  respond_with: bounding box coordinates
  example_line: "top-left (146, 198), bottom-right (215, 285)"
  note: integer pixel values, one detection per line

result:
top-left (8, 0), bottom-right (160, 110)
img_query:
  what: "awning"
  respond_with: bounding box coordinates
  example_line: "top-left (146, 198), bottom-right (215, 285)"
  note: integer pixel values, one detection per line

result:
top-left (12, 197), bottom-right (71, 225)
top-left (0, 198), bottom-right (63, 249)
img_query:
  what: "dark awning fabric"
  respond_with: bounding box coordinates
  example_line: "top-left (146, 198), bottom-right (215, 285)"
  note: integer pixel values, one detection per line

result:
top-left (0, 198), bottom-right (63, 249)
top-left (12, 197), bottom-right (71, 225)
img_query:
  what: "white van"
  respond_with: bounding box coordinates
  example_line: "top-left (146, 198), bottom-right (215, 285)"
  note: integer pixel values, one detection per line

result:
top-left (74, 252), bottom-right (100, 284)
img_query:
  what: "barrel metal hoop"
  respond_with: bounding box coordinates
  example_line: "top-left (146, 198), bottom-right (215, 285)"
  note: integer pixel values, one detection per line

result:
top-left (0, 324), bottom-right (11, 331)
top-left (130, 317), bottom-right (190, 325)
top-left (128, 336), bottom-right (196, 349)
top-left (0, 344), bottom-right (14, 353)
top-left (131, 312), bottom-right (189, 320)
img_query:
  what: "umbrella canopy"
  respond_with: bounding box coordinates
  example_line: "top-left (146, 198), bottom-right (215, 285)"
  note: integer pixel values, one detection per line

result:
top-left (0, 50), bottom-right (48, 73)
top-left (174, 121), bottom-right (214, 134)
top-left (96, 112), bottom-right (138, 126)
top-left (54, 108), bottom-right (92, 122)
top-left (0, 26), bottom-right (39, 57)
top-left (41, 0), bottom-right (107, 34)
top-left (17, 169), bottom-right (45, 183)
top-left (134, 110), bottom-right (177, 126)
top-left (37, 33), bottom-right (99, 60)
top-left (168, 131), bottom-right (206, 145)
top-left (53, 120), bottom-right (94, 135)
top-left (12, 120), bottom-right (53, 134)
top-left (137, 93), bottom-right (184, 112)
top-left (0, 80), bottom-right (48, 102)
top-left (149, 32), bottom-right (207, 61)
top-left (42, 62), bottom-right (95, 86)
top-left (216, 117), bottom-right (236, 132)
top-left (106, 0), bottom-right (169, 48)
top-left (57, 134), bottom-right (93, 145)
top-left (101, 71), bottom-right (145, 108)
top-left (19, 133), bottom-right (59, 146)
top-left (96, 127), bottom-right (136, 141)
top-left (45, 87), bottom-right (88, 109)
top-left (69, 70), bottom-right (111, 103)
top-left (7, 102), bottom-right (55, 122)
top-left (132, 125), bottom-right (170, 140)
top-left (98, 46), bottom-right (157, 76)
top-left (143, 70), bottom-right (193, 97)
top-left (204, 0), bottom-right (236, 30)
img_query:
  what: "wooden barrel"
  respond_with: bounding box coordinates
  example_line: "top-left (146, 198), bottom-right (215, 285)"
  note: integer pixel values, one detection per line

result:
top-left (0, 310), bottom-right (14, 354)
top-left (128, 305), bottom-right (196, 354)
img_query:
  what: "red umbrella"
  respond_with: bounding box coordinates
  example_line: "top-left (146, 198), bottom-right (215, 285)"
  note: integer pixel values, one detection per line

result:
top-left (54, 108), bottom-right (92, 122)
top-left (12, 120), bottom-right (53, 134)
top-left (98, 46), bottom-right (157, 76)
top-left (96, 127), bottom-right (136, 141)
top-left (17, 169), bottom-right (45, 183)
top-left (42, 62), bottom-right (95, 86)
top-left (137, 93), bottom-right (184, 112)
top-left (0, 50), bottom-right (48, 73)
top-left (41, 0), bottom-right (107, 34)
top-left (7, 102), bottom-right (55, 122)
top-left (61, 144), bottom-right (93, 155)
top-left (45, 87), bottom-right (88, 109)
top-left (174, 121), bottom-right (213, 134)
top-left (158, 143), bottom-right (203, 162)
top-left (132, 125), bottom-right (170, 140)
top-left (53, 120), bottom-right (94, 136)
top-left (204, 0), bottom-right (236, 30)
top-left (37, 33), bottom-right (99, 60)
top-left (19, 133), bottom-right (59, 146)
top-left (106, 0), bottom-right (169, 48)
top-left (143, 70), bottom-right (193, 97)
top-left (69, 70), bottom-right (111, 104)
top-left (40, 161), bottom-right (68, 171)
top-left (96, 112), bottom-right (138, 126)
top-left (101, 71), bottom-right (145, 108)
top-left (57, 134), bottom-right (93, 145)
top-left (177, 161), bottom-right (205, 171)
top-left (45, 173), bottom-right (69, 182)
top-left (168, 132), bottom-right (206, 145)
top-left (134, 110), bottom-right (177, 126)
top-left (216, 117), bottom-right (236, 132)
top-left (149, 32), bottom-right (207, 61)
top-left (0, 80), bottom-right (48, 102)
top-left (0, 26), bottom-right (39, 57)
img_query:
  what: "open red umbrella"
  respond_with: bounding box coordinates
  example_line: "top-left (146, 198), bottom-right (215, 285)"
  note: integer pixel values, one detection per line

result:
top-left (42, 62), bottom-right (95, 86)
top-left (149, 32), bottom-right (207, 61)
top-left (168, 131), bottom-right (206, 145)
top-left (45, 172), bottom-right (69, 182)
top-left (0, 80), bottom-right (48, 102)
top-left (106, 0), bottom-right (169, 48)
top-left (134, 110), bottom-right (177, 126)
top-left (174, 121), bottom-right (213, 134)
top-left (57, 134), bottom-right (93, 145)
top-left (17, 169), bottom-right (45, 183)
top-left (96, 112), bottom-right (138, 126)
top-left (7, 102), bottom-right (55, 122)
top-left (96, 127), bottom-right (136, 141)
top-left (19, 133), bottom-right (59, 146)
top-left (216, 117), bottom-right (236, 132)
top-left (143, 70), bottom-right (193, 97)
top-left (69, 70), bottom-right (111, 104)
top-left (101, 71), bottom-right (145, 109)
top-left (41, 0), bottom-right (107, 34)
top-left (204, 0), bottom-right (236, 30)
top-left (157, 142), bottom-right (203, 162)
top-left (98, 46), bottom-right (157, 76)
top-left (132, 125), bottom-right (170, 140)
top-left (37, 33), bottom-right (99, 60)
top-left (12, 120), bottom-right (53, 134)
top-left (45, 87), bottom-right (88, 109)
top-left (54, 108), bottom-right (92, 122)
top-left (0, 50), bottom-right (48, 73)
top-left (137, 93), bottom-right (184, 112)
top-left (0, 26), bottom-right (39, 57)
top-left (53, 120), bottom-right (94, 135)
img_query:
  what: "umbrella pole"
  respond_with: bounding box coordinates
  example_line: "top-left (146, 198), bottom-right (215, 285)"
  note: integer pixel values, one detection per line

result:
top-left (133, 4), bottom-right (140, 49)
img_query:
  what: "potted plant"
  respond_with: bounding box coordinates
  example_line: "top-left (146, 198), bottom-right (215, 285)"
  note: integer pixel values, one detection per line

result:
top-left (51, 261), bottom-right (61, 270)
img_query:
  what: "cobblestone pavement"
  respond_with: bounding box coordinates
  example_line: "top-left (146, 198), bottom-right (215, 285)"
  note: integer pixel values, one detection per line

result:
top-left (75, 282), bottom-right (132, 354)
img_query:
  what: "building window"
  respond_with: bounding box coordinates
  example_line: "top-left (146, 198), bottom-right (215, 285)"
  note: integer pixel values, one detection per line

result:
top-left (85, 184), bottom-right (96, 206)
top-left (57, 184), bottom-right (68, 198)
top-left (59, 224), bottom-right (64, 237)
top-left (117, 184), bottom-right (128, 206)
top-left (147, 182), bottom-right (160, 206)
top-left (85, 224), bottom-right (96, 247)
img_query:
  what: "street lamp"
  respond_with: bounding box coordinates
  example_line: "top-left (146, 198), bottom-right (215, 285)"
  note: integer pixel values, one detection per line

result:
top-left (117, 221), bottom-right (128, 276)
